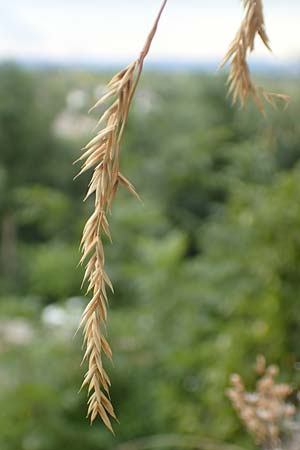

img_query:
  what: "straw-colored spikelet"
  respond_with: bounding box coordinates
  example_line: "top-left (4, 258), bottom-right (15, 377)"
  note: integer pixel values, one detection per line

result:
top-left (220, 0), bottom-right (289, 113)
top-left (76, 0), bottom-right (169, 432)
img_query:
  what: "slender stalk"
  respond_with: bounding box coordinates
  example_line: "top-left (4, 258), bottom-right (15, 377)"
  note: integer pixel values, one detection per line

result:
top-left (117, 0), bottom-right (169, 146)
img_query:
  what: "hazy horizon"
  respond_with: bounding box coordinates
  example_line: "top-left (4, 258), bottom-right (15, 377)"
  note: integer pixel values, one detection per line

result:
top-left (1, 56), bottom-right (299, 77)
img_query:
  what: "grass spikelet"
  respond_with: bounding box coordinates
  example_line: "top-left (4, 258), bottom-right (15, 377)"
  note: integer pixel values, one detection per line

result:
top-left (220, 0), bottom-right (289, 113)
top-left (75, 0), bottom-right (169, 432)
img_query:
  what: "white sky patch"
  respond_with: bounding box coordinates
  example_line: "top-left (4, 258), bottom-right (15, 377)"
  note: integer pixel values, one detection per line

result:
top-left (0, 0), bottom-right (299, 64)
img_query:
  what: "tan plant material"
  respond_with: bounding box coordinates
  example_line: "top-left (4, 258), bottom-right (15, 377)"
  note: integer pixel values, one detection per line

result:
top-left (75, 0), bottom-right (169, 432)
top-left (227, 356), bottom-right (296, 449)
top-left (220, 0), bottom-right (289, 113)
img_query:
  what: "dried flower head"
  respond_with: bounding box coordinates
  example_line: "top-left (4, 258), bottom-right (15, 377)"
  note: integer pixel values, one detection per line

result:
top-left (76, 0), bottom-right (169, 431)
top-left (227, 356), bottom-right (296, 449)
top-left (220, 0), bottom-right (289, 113)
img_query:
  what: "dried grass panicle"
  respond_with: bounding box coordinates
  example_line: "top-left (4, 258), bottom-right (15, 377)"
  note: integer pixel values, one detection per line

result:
top-left (76, 0), bottom-right (169, 432)
top-left (227, 356), bottom-right (296, 449)
top-left (220, 0), bottom-right (289, 113)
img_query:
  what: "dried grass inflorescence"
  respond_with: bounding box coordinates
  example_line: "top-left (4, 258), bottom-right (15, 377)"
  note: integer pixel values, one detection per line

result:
top-left (75, 0), bottom-right (169, 432)
top-left (75, 0), bottom-right (290, 433)
top-left (220, 0), bottom-right (289, 113)
top-left (227, 356), bottom-right (296, 449)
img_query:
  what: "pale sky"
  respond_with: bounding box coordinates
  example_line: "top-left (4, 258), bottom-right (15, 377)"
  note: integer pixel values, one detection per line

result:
top-left (0, 0), bottom-right (299, 65)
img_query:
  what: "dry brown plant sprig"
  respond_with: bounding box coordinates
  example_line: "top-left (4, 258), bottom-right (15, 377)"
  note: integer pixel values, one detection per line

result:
top-left (227, 356), bottom-right (296, 450)
top-left (76, 0), bottom-right (169, 432)
top-left (220, 0), bottom-right (289, 113)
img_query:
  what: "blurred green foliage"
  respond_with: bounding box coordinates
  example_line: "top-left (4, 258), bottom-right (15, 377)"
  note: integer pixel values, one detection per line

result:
top-left (0, 62), bottom-right (300, 450)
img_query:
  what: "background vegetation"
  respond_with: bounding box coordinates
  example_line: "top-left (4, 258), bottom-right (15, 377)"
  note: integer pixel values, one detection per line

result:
top-left (0, 62), bottom-right (300, 450)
